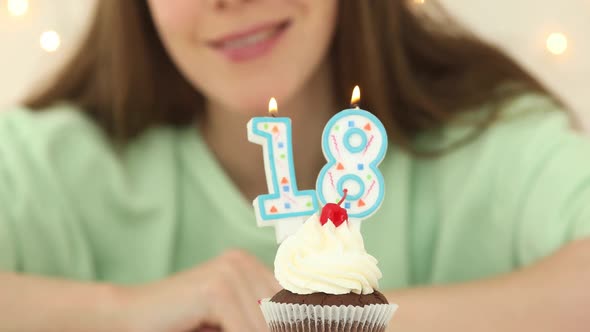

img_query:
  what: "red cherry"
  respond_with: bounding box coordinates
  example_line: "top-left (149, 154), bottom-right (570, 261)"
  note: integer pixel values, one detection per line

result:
top-left (319, 189), bottom-right (349, 227)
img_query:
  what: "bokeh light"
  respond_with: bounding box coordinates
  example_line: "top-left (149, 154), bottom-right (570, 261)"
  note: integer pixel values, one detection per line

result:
top-left (7, 0), bottom-right (29, 17)
top-left (40, 30), bottom-right (61, 53)
top-left (546, 32), bottom-right (568, 55)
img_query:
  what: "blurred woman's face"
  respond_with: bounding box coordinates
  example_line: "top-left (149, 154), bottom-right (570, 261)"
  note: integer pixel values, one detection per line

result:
top-left (148, 0), bottom-right (338, 114)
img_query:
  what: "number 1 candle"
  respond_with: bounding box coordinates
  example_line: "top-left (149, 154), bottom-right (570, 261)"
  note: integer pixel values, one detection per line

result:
top-left (247, 98), bottom-right (319, 243)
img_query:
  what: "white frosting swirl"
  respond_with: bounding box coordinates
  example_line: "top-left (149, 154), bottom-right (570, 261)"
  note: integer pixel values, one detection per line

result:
top-left (274, 214), bottom-right (382, 295)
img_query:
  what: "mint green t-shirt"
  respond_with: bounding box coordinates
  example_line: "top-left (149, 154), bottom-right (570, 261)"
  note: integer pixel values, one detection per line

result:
top-left (1, 94), bottom-right (590, 290)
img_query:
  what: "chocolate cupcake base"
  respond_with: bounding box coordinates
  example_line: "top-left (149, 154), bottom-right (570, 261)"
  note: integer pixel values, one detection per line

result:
top-left (271, 289), bottom-right (389, 307)
top-left (259, 294), bottom-right (397, 332)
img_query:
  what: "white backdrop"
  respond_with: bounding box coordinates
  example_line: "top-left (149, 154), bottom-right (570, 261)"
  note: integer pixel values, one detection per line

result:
top-left (443, 0), bottom-right (590, 126)
top-left (0, 0), bottom-right (588, 122)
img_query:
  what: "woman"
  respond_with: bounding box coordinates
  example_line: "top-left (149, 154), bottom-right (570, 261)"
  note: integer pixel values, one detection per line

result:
top-left (1, 0), bottom-right (589, 331)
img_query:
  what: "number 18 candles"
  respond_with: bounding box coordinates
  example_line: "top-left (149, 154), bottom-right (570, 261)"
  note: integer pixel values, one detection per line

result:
top-left (248, 87), bottom-right (388, 242)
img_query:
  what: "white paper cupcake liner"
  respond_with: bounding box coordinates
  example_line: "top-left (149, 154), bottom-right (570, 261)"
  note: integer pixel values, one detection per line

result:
top-left (259, 299), bottom-right (398, 332)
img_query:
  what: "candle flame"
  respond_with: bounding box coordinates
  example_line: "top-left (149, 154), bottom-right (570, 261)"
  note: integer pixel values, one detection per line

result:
top-left (269, 97), bottom-right (278, 115)
top-left (351, 86), bottom-right (361, 108)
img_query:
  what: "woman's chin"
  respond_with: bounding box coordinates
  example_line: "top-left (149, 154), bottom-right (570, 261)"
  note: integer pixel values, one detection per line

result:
top-left (213, 89), bottom-right (295, 116)
top-left (209, 97), bottom-right (272, 117)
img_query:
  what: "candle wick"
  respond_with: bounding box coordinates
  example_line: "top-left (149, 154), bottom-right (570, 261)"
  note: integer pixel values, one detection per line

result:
top-left (337, 189), bottom-right (348, 206)
top-left (271, 113), bottom-right (277, 118)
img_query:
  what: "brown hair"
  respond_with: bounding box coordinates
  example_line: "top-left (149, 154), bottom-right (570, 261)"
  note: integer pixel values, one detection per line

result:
top-left (26, 1), bottom-right (554, 153)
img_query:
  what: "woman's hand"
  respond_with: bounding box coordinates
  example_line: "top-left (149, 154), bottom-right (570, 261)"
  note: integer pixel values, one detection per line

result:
top-left (125, 250), bottom-right (279, 332)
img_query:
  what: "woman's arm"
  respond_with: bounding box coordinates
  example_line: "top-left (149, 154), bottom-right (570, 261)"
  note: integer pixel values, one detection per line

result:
top-left (0, 250), bottom-right (279, 332)
top-left (386, 238), bottom-right (590, 332)
top-left (0, 272), bottom-right (128, 332)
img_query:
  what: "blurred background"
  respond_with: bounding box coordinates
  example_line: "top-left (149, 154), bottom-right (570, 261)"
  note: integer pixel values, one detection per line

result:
top-left (0, 0), bottom-right (588, 125)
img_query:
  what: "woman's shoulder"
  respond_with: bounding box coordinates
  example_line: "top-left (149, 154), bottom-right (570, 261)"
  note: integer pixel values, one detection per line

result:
top-left (0, 102), bottom-right (181, 156)
top-left (412, 92), bottom-right (590, 195)
top-left (0, 103), bottom-right (117, 196)
top-left (0, 103), bottom-right (107, 152)
top-left (471, 92), bottom-right (583, 161)
top-left (461, 93), bottom-right (590, 265)
top-left (490, 92), bottom-right (572, 136)
top-left (0, 103), bottom-right (185, 187)
top-left (421, 92), bottom-right (577, 153)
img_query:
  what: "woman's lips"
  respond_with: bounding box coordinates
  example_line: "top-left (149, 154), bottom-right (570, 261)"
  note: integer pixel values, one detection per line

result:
top-left (207, 20), bottom-right (291, 63)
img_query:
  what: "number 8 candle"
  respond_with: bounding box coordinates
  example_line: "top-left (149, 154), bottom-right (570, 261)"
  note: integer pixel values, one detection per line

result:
top-left (247, 98), bottom-right (319, 243)
top-left (316, 86), bottom-right (388, 224)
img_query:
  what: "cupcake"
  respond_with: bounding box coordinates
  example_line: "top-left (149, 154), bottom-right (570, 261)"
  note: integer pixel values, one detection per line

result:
top-left (259, 193), bottom-right (398, 331)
